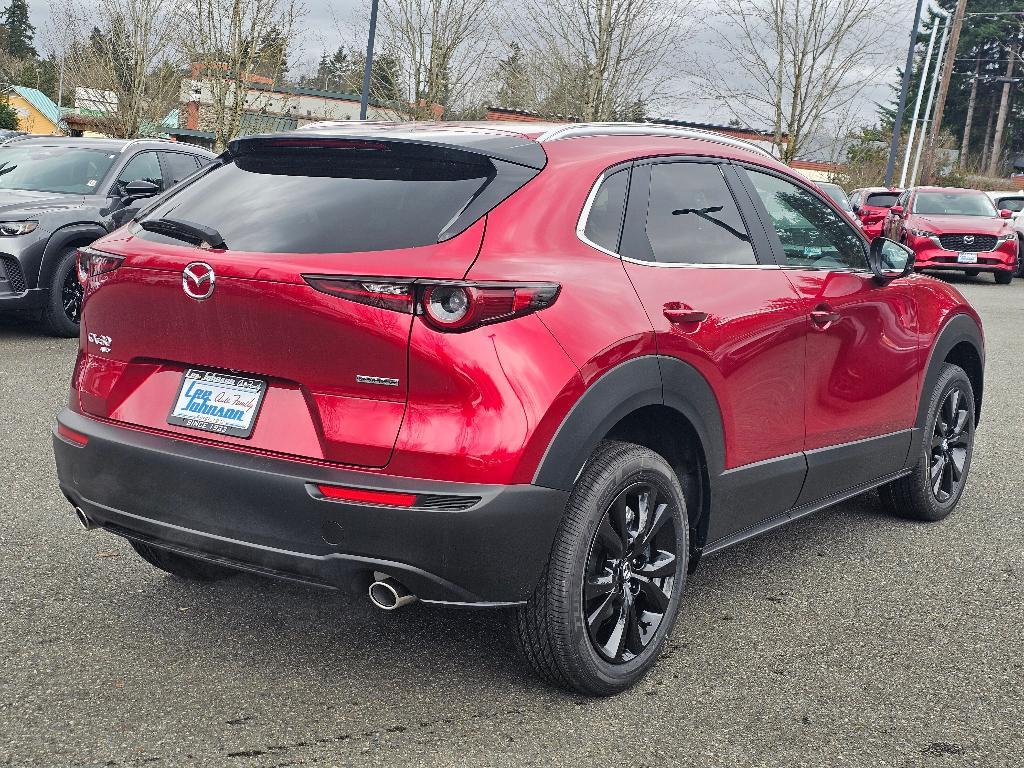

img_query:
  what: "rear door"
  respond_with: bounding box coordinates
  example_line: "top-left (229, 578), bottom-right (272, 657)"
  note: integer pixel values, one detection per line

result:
top-left (615, 158), bottom-right (808, 542)
top-left (738, 166), bottom-right (920, 506)
top-left (79, 140), bottom-right (513, 468)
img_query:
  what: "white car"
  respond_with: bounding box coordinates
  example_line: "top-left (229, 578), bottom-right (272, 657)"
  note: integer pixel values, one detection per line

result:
top-left (988, 191), bottom-right (1024, 276)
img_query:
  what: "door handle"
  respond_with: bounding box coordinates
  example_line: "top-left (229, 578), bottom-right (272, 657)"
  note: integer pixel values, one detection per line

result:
top-left (810, 304), bottom-right (841, 328)
top-left (663, 303), bottom-right (708, 325)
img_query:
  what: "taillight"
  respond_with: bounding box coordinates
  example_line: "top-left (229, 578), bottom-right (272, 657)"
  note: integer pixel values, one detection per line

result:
top-left (77, 247), bottom-right (124, 281)
top-left (304, 276), bottom-right (560, 333)
top-left (57, 422), bottom-right (89, 447)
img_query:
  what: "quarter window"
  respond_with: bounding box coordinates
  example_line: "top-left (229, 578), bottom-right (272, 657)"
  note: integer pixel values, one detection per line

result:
top-left (116, 152), bottom-right (163, 193)
top-left (642, 162), bottom-right (756, 265)
top-left (746, 170), bottom-right (867, 271)
top-left (582, 170), bottom-right (628, 253)
top-left (160, 152), bottom-right (201, 188)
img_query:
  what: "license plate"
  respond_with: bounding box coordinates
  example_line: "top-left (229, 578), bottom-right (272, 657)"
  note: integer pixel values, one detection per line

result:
top-left (957, 253), bottom-right (978, 264)
top-left (168, 369), bottom-right (267, 438)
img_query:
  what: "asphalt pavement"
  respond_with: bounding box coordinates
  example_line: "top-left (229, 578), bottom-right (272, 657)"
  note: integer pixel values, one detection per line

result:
top-left (1, 273), bottom-right (1022, 767)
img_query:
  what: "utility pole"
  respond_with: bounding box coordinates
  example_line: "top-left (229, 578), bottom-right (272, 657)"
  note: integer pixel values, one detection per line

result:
top-left (921, 0), bottom-right (967, 182)
top-left (987, 41), bottom-right (1018, 177)
top-left (359, 0), bottom-right (381, 121)
top-left (900, 13), bottom-right (940, 188)
top-left (958, 59), bottom-right (980, 167)
top-left (912, 10), bottom-right (950, 186)
top-left (885, 0), bottom-right (927, 187)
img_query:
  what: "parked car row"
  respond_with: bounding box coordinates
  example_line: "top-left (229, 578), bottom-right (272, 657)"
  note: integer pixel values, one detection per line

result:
top-left (842, 183), bottom-right (1021, 283)
top-left (0, 137), bottom-right (213, 335)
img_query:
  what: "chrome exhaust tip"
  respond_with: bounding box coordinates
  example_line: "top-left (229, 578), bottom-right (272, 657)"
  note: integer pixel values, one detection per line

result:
top-left (368, 572), bottom-right (417, 611)
top-left (74, 507), bottom-right (96, 531)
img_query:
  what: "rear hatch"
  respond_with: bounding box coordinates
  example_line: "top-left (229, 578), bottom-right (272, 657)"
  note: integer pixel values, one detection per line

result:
top-left (77, 131), bottom-right (545, 467)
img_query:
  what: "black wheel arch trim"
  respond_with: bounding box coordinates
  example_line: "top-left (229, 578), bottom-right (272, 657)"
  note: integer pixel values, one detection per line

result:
top-left (533, 354), bottom-right (725, 495)
top-left (37, 223), bottom-right (109, 286)
top-left (918, 313), bottom-right (984, 428)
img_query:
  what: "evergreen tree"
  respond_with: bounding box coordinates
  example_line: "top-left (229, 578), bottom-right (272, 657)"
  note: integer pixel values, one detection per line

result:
top-left (494, 42), bottom-right (532, 111)
top-left (0, 95), bottom-right (19, 130)
top-left (1, 0), bottom-right (36, 59)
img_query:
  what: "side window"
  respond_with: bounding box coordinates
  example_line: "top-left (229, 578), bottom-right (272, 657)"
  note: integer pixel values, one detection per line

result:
top-left (849, 191), bottom-right (861, 208)
top-left (746, 169), bottom-right (867, 271)
top-left (582, 169), bottom-right (629, 253)
top-left (642, 162), bottom-right (756, 265)
top-left (116, 152), bottom-right (163, 192)
top-left (160, 152), bottom-right (201, 188)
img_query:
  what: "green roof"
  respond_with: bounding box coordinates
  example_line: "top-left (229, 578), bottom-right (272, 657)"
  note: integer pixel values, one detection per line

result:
top-left (11, 86), bottom-right (66, 131)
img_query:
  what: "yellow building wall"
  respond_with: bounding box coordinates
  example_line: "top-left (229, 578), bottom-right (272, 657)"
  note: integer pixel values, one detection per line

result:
top-left (8, 95), bottom-right (62, 135)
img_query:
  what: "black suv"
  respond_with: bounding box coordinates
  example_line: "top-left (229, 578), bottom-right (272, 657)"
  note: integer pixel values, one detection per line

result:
top-left (0, 137), bottom-right (214, 336)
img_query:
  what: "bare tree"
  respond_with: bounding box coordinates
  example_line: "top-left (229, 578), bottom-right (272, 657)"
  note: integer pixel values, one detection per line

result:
top-left (50, 0), bottom-right (182, 138)
top-left (378, 0), bottom-right (492, 119)
top-left (519, 0), bottom-right (684, 121)
top-left (693, 0), bottom-right (894, 163)
top-left (182, 0), bottom-right (304, 149)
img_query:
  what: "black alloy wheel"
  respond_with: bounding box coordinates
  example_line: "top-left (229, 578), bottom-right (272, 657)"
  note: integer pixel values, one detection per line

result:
top-left (62, 261), bottom-right (84, 324)
top-left (929, 386), bottom-right (972, 504)
top-left (584, 482), bottom-right (677, 664)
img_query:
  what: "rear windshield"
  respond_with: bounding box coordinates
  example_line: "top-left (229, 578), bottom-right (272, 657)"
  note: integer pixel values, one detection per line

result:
top-left (912, 191), bottom-right (996, 217)
top-left (136, 144), bottom-right (495, 253)
top-left (866, 192), bottom-right (899, 208)
top-left (995, 196), bottom-right (1024, 213)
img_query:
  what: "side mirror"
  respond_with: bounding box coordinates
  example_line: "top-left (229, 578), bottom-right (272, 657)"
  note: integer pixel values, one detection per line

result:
top-left (890, 205), bottom-right (904, 216)
top-left (869, 237), bottom-right (914, 284)
top-left (122, 179), bottom-right (160, 202)
top-left (852, 204), bottom-right (862, 215)
top-left (999, 209), bottom-right (1013, 219)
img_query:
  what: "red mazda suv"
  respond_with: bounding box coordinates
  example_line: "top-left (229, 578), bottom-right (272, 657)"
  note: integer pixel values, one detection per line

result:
top-left (850, 187), bottom-right (902, 242)
top-left (53, 122), bottom-right (984, 695)
top-left (884, 186), bottom-right (1018, 283)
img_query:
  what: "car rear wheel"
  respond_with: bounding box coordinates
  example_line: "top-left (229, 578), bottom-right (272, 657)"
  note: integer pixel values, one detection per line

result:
top-left (880, 363), bottom-right (975, 522)
top-left (130, 541), bottom-right (237, 581)
top-left (43, 247), bottom-right (82, 337)
top-left (995, 270), bottom-right (1013, 284)
top-left (511, 440), bottom-right (688, 695)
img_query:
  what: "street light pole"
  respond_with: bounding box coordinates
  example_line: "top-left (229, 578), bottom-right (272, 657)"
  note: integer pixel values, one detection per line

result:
top-left (911, 9), bottom-right (950, 186)
top-left (359, 0), bottom-right (380, 121)
top-left (885, 0), bottom-right (926, 187)
top-left (899, 13), bottom-right (940, 188)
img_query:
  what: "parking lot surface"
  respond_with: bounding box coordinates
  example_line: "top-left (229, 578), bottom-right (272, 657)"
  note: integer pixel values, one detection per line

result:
top-left (2, 274), bottom-right (1022, 767)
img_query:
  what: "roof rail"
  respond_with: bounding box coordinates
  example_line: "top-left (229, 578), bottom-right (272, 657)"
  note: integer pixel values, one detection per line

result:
top-left (535, 122), bottom-right (776, 159)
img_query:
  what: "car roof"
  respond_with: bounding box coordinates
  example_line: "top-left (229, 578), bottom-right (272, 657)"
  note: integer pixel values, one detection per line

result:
top-left (911, 186), bottom-right (987, 195)
top-left (3, 136), bottom-right (214, 155)
top-left (853, 186), bottom-right (902, 194)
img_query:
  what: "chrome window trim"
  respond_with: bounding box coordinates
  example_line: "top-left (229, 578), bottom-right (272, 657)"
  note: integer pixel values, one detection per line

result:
top-left (576, 171), bottom-right (622, 258)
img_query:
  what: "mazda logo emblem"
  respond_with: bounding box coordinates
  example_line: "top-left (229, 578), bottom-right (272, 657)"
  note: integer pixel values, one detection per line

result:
top-left (963, 235), bottom-right (974, 244)
top-left (183, 262), bottom-right (215, 300)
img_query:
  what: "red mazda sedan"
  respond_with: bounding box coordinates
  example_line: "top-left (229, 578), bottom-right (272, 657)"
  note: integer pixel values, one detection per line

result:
top-left (850, 186), bottom-right (902, 241)
top-left (884, 186), bottom-right (1019, 283)
top-left (54, 122), bottom-right (984, 695)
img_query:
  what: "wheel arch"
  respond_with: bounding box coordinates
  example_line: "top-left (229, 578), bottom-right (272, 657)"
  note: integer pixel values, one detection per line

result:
top-left (533, 355), bottom-right (725, 565)
top-left (37, 224), bottom-right (109, 286)
top-left (919, 313), bottom-right (985, 429)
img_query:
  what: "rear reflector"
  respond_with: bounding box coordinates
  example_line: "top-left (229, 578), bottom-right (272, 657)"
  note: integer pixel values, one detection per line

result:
top-left (315, 484), bottom-right (417, 507)
top-left (57, 423), bottom-right (89, 447)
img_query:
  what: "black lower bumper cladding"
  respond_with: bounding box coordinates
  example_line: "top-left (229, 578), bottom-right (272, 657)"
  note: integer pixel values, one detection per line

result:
top-left (53, 409), bottom-right (568, 605)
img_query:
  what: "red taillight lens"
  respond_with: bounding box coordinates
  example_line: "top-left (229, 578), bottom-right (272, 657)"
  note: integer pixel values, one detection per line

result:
top-left (314, 484), bottom-right (417, 507)
top-left (57, 423), bottom-right (89, 447)
top-left (77, 248), bottom-right (123, 281)
top-left (304, 277), bottom-right (416, 313)
top-left (305, 276), bottom-right (560, 332)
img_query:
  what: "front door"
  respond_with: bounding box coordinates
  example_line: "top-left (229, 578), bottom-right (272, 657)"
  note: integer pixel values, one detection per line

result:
top-left (617, 159), bottom-right (808, 541)
top-left (740, 167), bottom-right (920, 507)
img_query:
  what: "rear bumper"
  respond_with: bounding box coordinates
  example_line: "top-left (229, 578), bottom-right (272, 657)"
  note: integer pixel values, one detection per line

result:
top-left (53, 409), bottom-right (568, 605)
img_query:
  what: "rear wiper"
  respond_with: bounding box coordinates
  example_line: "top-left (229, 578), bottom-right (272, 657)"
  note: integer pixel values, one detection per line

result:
top-left (139, 217), bottom-right (227, 250)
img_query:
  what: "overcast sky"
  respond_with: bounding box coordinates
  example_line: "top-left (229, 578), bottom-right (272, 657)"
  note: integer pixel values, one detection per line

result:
top-left (30, 0), bottom-right (916, 126)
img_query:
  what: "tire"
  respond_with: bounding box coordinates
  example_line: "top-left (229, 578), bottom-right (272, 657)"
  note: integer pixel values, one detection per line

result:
top-left (130, 541), bottom-right (236, 581)
top-left (511, 440), bottom-right (688, 696)
top-left (994, 270), bottom-right (1013, 285)
top-left (880, 363), bottom-right (975, 522)
top-left (963, 269), bottom-right (979, 277)
top-left (43, 247), bottom-right (83, 337)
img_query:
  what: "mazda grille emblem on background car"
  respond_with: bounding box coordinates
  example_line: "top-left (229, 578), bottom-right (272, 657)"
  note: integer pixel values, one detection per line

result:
top-left (963, 235), bottom-right (975, 245)
top-left (183, 262), bottom-right (215, 300)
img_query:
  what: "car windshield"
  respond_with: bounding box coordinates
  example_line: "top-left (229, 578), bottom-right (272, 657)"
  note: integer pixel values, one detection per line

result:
top-left (912, 191), bottom-right (997, 217)
top-left (818, 183), bottom-right (852, 212)
top-left (866, 192), bottom-right (900, 207)
top-left (0, 146), bottom-right (118, 194)
top-left (994, 196), bottom-right (1024, 213)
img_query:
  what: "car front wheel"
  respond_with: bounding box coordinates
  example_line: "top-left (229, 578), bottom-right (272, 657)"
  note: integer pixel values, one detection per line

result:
top-left (994, 270), bottom-right (1013, 284)
top-left (43, 247), bottom-right (83, 337)
top-left (511, 440), bottom-right (688, 695)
